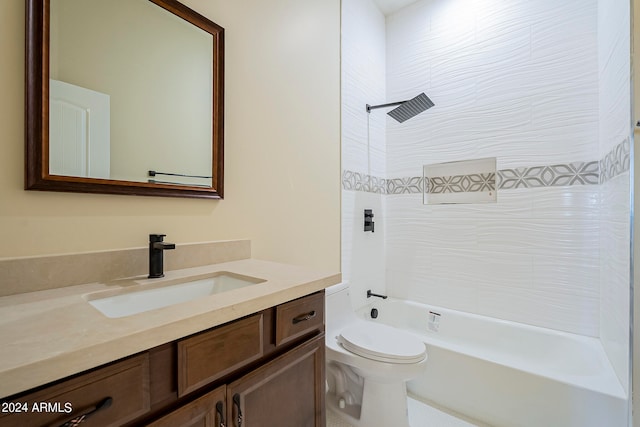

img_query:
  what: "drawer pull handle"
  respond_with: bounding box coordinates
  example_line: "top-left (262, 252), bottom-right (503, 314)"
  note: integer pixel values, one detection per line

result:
top-left (57, 396), bottom-right (113, 427)
top-left (216, 401), bottom-right (226, 427)
top-left (233, 393), bottom-right (243, 427)
top-left (292, 310), bottom-right (316, 324)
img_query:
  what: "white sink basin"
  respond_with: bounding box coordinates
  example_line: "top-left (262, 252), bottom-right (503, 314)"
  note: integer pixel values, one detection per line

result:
top-left (87, 273), bottom-right (265, 318)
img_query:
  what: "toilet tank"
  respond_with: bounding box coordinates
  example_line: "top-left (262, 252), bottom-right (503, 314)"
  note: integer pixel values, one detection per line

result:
top-left (325, 283), bottom-right (358, 334)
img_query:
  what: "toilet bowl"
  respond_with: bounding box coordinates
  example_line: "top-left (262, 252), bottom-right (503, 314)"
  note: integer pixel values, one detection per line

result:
top-left (325, 284), bottom-right (427, 427)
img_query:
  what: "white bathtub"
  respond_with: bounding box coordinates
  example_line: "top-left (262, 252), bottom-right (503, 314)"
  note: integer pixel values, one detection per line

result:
top-left (356, 298), bottom-right (628, 427)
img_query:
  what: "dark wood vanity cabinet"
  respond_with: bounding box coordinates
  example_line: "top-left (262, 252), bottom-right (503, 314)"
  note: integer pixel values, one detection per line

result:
top-left (226, 335), bottom-right (324, 427)
top-left (151, 335), bottom-right (324, 427)
top-left (0, 291), bottom-right (325, 427)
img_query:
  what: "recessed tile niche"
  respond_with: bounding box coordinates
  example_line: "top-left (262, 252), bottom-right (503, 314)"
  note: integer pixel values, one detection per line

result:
top-left (423, 157), bottom-right (497, 205)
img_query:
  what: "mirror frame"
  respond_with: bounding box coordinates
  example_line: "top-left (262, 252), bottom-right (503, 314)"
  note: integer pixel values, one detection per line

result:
top-left (25, 0), bottom-right (224, 199)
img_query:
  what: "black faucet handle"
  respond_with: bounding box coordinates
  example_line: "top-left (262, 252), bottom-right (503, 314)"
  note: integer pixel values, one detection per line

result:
top-left (148, 234), bottom-right (174, 278)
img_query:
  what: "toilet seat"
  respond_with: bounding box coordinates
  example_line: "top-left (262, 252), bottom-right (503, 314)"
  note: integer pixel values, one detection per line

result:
top-left (337, 322), bottom-right (426, 364)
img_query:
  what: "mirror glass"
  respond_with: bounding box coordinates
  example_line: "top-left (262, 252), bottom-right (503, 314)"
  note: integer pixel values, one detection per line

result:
top-left (50, 0), bottom-right (213, 187)
top-left (25, 0), bottom-right (224, 198)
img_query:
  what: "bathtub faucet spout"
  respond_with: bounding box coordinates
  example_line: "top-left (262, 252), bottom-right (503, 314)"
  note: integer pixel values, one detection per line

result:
top-left (367, 290), bottom-right (388, 299)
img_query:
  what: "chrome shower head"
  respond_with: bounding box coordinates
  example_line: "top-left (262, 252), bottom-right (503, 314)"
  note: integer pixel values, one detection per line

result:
top-left (366, 92), bottom-right (434, 123)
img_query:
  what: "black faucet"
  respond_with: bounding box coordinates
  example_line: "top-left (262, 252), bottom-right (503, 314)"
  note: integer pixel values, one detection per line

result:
top-left (148, 234), bottom-right (176, 278)
top-left (367, 289), bottom-right (387, 299)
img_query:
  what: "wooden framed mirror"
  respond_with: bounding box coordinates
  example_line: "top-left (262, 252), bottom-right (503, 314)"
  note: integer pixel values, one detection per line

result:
top-left (25, 0), bottom-right (224, 199)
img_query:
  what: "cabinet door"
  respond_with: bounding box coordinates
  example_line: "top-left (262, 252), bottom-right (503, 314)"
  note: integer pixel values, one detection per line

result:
top-left (147, 385), bottom-right (226, 427)
top-left (0, 354), bottom-right (150, 427)
top-left (227, 334), bottom-right (325, 427)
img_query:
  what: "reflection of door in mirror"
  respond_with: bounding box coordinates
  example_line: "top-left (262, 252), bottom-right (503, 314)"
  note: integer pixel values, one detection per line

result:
top-left (49, 79), bottom-right (110, 179)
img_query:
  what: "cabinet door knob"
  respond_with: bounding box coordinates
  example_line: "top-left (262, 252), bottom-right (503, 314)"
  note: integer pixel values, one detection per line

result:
top-left (292, 310), bottom-right (316, 324)
top-left (216, 401), bottom-right (226, 427)
top-left (232, 393), bottom-right (243, 427)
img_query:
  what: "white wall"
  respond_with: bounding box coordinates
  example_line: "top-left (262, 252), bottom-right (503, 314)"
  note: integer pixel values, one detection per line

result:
top-left (385, 0), bottom-right (603, 336)
top-left (341, 0), bottom-right (387, 308)
top-left (598, 0), bottom-right (631, 396)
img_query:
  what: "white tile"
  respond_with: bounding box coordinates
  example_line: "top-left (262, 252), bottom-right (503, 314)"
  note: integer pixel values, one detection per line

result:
top-left (342, 191), bottom-right (386, 308)
top-left (601, 173), bottom-right (631, 221)
top-left (529, 186), bottom-right (600, 220)
top-left (474, 0), bottom-right (536, 35)
top-left (387, 266), bottom-right (479, 314)
top-left (342, 138), bottom-right (369, 173)
top-left (598, 0), bottom-right (630, 154)
top-left (368, 146), bottom-right (386, 178)
top-left (532, 254), bottom-right (599, 298)
top-left (342, 0), bottom-right (387, 176)
top-left (476, 218), bottom-right (599, 258)
top-left (599, 173), bottom-right (631, 390)
top-left (386, 0), bottom-right (600, 177)
top-left (529, 2), bottom-right (597, 60)
top-left (477, 282), bottom-right (599, 335)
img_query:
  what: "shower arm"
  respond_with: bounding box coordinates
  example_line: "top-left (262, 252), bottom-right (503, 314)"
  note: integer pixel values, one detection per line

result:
top-left (366, 93), bottom-right (434, 123)
top-left (366, 101), bottom-right (406, 113)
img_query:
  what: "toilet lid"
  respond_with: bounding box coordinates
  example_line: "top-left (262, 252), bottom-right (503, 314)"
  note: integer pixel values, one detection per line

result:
top-left (338, 322), bottom-right (426, 364)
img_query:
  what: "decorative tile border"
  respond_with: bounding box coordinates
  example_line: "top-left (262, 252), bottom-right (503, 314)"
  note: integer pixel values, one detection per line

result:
top-left (342, 170), bottom-right (387, 194)
top-left (428, 172), bottom-right (495, 194)
top-left (497, 161), bottom-right (599, 190)
top-left (342, 138), bottom-right (630, 195)
top-left (600, 138), bottom-right (631, 183)
top-left (386, 177), bottom-right (423, 194)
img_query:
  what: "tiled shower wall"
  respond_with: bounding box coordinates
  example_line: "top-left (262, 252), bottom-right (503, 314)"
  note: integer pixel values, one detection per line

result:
top-left (384, 0), bottom-right (603, 336)
top-left (342, 0), bottom-right (631, 391)
top-left (597, 0), bottom-right (631, 394)
top-left (341, 0), bottom-right (387, 308)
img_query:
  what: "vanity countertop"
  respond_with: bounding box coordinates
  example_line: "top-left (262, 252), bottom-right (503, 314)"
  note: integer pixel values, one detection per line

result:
top-left (0, 258), bottom-right (340, 398)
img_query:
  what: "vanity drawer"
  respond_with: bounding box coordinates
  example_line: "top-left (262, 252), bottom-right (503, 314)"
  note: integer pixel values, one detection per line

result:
top-left (275, 291), bottom-right (324, 346)
top-left (0, 354), bottom-right (150, 427)
top-left (177, 312), bottom-right (264, 397)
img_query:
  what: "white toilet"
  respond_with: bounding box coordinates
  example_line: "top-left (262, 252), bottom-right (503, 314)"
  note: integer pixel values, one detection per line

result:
top-left (325, 283), bottom-right (428, 427)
